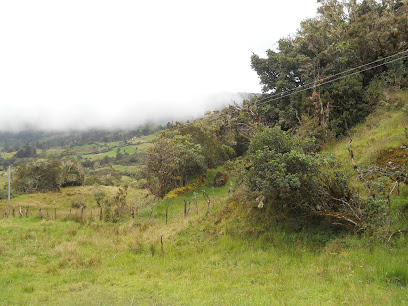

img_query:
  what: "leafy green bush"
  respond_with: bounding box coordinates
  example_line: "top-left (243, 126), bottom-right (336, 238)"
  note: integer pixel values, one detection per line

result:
top-left (146, 135), bottom-right (206, 197)
top-left (247, 125), bottom-right (362, 229)
top-left (11, 158), bottom-right (84, 194)
top-left (12, 158), bottom-right (63, 193)
top-left (61, 158), bottom-right (85, 187)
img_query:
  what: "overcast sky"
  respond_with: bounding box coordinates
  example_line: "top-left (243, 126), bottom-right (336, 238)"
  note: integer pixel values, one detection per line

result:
top-left (0, 0), bottom-right (318, 131)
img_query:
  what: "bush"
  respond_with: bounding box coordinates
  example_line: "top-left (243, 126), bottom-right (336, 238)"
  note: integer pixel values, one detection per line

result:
top-left (11, 158), bottom-right (84, 194)
top-left (146, 135), bottom-right (207, 198)
top-left (61, 158), bottom-right (85, 187)
top-left (12, 158), bottom-right (63, 193)
top-left (247, 125), bottom-right (362, 229)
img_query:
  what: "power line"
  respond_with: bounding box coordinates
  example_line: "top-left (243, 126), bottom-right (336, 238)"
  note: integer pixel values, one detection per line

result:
top-left (255, 52), bottom-right (408, 108)
top-left (253, 48), bottom-right (408, 107)
top-left (254, 48), bottom-right (408, 105)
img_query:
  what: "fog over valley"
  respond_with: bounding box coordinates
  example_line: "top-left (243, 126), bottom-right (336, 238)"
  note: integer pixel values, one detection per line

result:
top-left (0, 92), bottom-right (251, 132)
top-left (0, 0), bottom-right (317, 132)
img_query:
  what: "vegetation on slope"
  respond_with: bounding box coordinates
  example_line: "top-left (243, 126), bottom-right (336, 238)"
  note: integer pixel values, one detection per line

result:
top-left (0, 1), bottom-right (407, 304)
top-left (0, 169), bottom-right (407, 304)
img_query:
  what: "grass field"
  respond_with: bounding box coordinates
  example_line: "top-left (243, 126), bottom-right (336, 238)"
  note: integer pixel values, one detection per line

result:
top-left (1, 164), bottom-right (408, 304)
top-left (1, 190), bottom-right (407, 304)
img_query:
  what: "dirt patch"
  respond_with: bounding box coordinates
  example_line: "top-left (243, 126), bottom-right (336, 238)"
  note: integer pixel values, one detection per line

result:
top-left (376, 145), bottom-right (408, 168)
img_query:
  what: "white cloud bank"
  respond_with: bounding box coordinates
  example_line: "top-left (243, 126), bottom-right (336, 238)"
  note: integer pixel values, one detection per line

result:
top-left (0, 0), bottom-right (318, 131)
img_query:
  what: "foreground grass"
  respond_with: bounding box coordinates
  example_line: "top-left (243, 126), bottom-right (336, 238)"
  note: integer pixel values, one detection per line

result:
top-left (1, 200), bottom-right (408, 304)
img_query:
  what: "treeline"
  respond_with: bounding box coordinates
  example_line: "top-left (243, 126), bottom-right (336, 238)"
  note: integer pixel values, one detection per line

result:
top-left (251, 0), bottom-right (408, 135)
top-left (0, 125), bottom-right (164, 154)
top-left (144, 0), bottom-right (408, 232)
top-left (144, 106), bottom-right (252, 197)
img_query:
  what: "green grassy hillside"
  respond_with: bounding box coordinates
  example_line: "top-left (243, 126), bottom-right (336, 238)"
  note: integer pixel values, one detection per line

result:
top-left (0, 94), bottom-right (407, 304)
top-left (326, 91), bottom-right (408, 171)
top-left (1, 170), bottom-right (408, 304)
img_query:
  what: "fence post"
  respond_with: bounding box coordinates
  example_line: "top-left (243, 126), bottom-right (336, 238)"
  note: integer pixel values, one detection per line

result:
top-left (202, 190), bottom-right (211, 211)
top-left (165, 200), bottom-right (170, 225)
top-left (194, 192), bottom-right (198, 215)
top-left (149, 204), bottom-right (155, 219)
top-left (160, 234), bottom-right (164, 256)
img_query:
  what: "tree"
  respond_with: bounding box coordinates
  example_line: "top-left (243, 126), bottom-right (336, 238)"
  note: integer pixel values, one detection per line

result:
top-left (12, 158), bottom-right (63, 193)
top-left (146, 135), bottom-right (206, 197)
top-left (61, 158), bottom-right (84, 187)
top-left (15, 143), bottom-right (37, 158)
top-left (250, 0), bottom-right (408, 135)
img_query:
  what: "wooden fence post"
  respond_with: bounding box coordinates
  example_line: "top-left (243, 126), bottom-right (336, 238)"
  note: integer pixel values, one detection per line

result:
top-left (39, 208), bottom-right (42, 219)
top-left (165, 200), bottom-right (170, 225)
top-left (202, 190), bottom-right (211, 211)
top-left (160, 234), bottom-right (164, 256)
top-left (194, 192), bottom-right (198, 215)
top-left (149, 204), bottom-right (155, 219)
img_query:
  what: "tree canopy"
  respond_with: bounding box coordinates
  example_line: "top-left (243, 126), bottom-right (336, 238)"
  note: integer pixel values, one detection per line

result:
top-left (251, 0), bottom-right (408, 135)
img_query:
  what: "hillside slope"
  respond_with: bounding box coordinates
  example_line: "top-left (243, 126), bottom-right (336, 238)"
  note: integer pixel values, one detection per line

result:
top-left (326, 91), bottom-right (408, 171)
top-left (0, 92), bottom-right (408, 304)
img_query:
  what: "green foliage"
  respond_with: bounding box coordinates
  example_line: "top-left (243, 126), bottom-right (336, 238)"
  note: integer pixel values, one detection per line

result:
top-left (11, 158), bottom-right (84, 194)
top-left (93, 190), bottom-right (106, 207)
top-left (15, 143), bottom-right (37, 158)
top-left (0, 185), bottom-right (8, 200)
top-left (61, 158), bottom-right (85, 187)
top-left (247, 125), bottom-right (361, 228)
top-left (251, 0), bottom-right (408, 135)
top-left (296, 115), bottom-right (334, 152)
top-left (84, 167), bottom-right (121, 186)
top-left (146, 135), bottom-right (206, 197)
top-left (12, 158), bottom-right (63, 193)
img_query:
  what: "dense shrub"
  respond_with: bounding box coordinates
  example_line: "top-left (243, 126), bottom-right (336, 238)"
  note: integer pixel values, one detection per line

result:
top-left (61, 158), bottom-right (85, 187)
top-left (247, 125), bottom-right (362, 229)
top-left (11, 158), bottom-right (84, 194)
top-left (12, 158), bottom-right (63, 193)
top-left (146, 135), bottom-right (206, 197)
